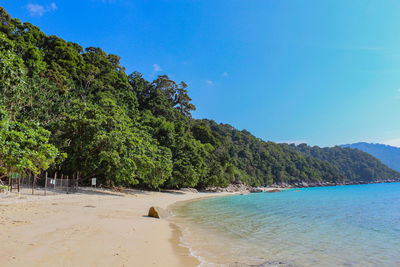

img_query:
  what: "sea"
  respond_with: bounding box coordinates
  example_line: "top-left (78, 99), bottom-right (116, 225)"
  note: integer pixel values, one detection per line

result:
top-left (170, 183), bottom-right (400, 267)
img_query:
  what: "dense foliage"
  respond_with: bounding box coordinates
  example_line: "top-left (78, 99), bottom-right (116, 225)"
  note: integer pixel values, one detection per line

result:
top-left (342, 142), bottom-right (400, 173)
top-left (0, 7), bottom-right (398, 188)
top-left (0, 107), bottom-right (59, 179)
top-left (192, 120), bottom-right (345, 186)
top-left (288, 144), bottom-right (400, 182)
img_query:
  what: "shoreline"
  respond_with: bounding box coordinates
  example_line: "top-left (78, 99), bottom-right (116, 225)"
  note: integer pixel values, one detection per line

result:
top-left (169, 182), bottom-right (400, 267)
top-left (0, 187), bottom-right (235, 267)
top-left (166, 192), bottom-right (240, 266)
top-left (2, 182), bottom-right (395, 266)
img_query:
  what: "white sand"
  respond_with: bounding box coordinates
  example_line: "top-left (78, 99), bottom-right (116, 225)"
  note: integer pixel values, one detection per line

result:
top-left (0, 187), bottom-right (234, 267)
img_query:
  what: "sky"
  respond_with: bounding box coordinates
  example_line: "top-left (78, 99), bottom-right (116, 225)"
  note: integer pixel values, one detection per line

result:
top-left (2, 0), bottom-right (400, 147)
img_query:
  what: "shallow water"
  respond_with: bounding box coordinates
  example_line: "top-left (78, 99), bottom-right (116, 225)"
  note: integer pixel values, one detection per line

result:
top-left (171, 183), bottom-right (400, 266)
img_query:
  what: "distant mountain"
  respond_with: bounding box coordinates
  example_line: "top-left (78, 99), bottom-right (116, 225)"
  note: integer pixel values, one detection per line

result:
top-left (342, 142), bottom-right (400, 172)
top-left (286, 143), bottom-right (400, 182)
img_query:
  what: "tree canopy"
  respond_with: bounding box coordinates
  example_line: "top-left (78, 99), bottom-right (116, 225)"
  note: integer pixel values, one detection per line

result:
top-left (0, 107), bottom-right (59, 177)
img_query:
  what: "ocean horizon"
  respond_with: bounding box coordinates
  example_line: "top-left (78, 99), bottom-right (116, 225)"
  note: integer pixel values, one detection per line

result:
top-left (171, 183), bottom-right (400, 266)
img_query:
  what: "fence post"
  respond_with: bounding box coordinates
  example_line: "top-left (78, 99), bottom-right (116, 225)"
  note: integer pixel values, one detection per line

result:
top-left (73, 173), bottom-right (76, 192)
top-left (17, 175), bottom-right (20, 193)
top-left (54, 172), bottom-right (57, 194)
top-left (44, 172), bottom-right (48, 196)
top-left (32, 173), bottom-right (36, 195)
top-left (67, 176), bottom-right (69, 193)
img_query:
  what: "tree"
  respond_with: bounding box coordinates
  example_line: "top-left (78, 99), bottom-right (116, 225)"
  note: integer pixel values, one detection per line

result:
top-left (0, 107), bottom-right (60, 179)
top-left (175, 81), bottom-right (196, 116)
top-left (56, 96), bottom-right (173, 188)
top-left (0, 32), bottom-right (28, 119)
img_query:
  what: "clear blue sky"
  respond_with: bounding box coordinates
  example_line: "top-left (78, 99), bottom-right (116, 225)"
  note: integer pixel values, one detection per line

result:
top-left (2, 0), bottom-right (400, 147)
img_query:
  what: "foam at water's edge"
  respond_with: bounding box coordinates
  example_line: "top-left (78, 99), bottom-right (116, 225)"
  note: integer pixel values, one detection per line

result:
top-left (167, 195), bottom-right (236, 267)
top-left (169, 183), bottom-right (400, 267)
top-left (170, 221), bottom-right (212, 267)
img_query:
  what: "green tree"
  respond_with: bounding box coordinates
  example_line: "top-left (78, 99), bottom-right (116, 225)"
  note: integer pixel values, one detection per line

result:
top-left (0, 107), bottom-right (59, 177)
top-left (56, 96), bottom-right (172, 188)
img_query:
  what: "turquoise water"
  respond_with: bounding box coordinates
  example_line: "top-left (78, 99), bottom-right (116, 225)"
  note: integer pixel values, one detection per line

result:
top-left (172, 183), bottom-right (400, 266)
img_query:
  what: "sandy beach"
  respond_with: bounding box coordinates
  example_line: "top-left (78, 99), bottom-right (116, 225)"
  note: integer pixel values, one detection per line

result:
top-left (0, 188), bottom-right (233, 267)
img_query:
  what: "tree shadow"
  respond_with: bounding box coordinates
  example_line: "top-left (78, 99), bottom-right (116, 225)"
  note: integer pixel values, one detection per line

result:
top-left (76, 187), bottom-right (127, 197)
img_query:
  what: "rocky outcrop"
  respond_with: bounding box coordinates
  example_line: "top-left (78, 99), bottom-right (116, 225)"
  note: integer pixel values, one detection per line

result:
top-left (250, 188), bottom-right (264, 193)
top-left (203, 182), bottom-right (252, 194)
top-left (204, 183), bottom-right (283, 194)
top-left (265, 189), bottom-right (281, 193)
top-left (275, 179), bottom-right (400, 188)
top-left (202, 178), bottom-right (400, 194)
top-left (269, 183), bottom-right (291, 188)
top-left (147, 206), bottom-right (170, 219)
top-left (180, 188), bottom-right (198, 193)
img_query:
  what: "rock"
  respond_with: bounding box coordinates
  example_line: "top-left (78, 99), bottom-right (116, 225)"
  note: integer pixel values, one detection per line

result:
top-left (301, 181), bottom-right (308, 187)
top-left (250, 188), bottom-right (264, 193)
top-left (180, 188), bottom-right (198, 193)
top-left (148, 206), bottom-right (170, 219)
top-left (203, 182), bottom-right (257, 193)
top-left (265, 189), bottom-right (281, 193)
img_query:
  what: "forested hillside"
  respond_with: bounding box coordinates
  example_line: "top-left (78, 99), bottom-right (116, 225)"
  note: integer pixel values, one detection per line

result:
top-left (192, 120), bottom-right (345, 186)
top-left (0, 8), bottom-right (397, 189)
top-left (342, 142), bottom-right (400, 172)
top-left (288, 144), bottom-right (400, 182)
